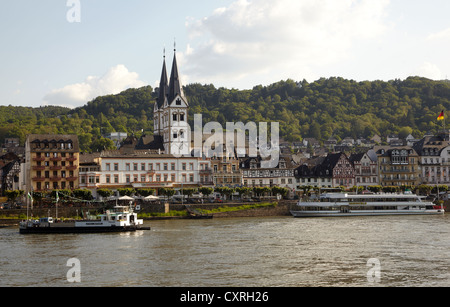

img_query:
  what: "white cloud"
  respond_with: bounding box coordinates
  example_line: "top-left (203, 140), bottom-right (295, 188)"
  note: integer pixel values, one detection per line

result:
top-left (414, 62), bottom-right (443, 80)
top-left (183, 0), bottom-right (391, 88)
top-left (42, 65), bottom-right (147, 108)
top-left (427, 27), bottom-right (450, 41)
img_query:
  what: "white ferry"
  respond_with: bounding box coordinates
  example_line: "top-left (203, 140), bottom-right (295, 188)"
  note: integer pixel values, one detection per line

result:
top-left (19, 206), bottom-right (150, 234)
top-left (290, 192), bottom-right (445, 218)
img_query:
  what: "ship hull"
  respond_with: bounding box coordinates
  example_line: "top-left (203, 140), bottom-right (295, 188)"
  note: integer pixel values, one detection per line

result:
top-left (19, 225), bottom-right (150, 234)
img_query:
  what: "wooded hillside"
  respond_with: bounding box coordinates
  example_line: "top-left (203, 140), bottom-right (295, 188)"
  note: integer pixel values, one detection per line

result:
top-left (1, 76), bottom-right (449, 152)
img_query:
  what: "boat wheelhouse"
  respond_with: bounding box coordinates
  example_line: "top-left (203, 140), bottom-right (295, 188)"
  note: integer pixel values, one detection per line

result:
top-left (291, 192), bottom-right (445, 218)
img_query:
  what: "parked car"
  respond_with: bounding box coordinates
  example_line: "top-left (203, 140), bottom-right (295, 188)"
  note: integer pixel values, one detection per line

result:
top-left (15, 203), bottom-right (23, 209)
top-left (2, 203), bottom-right (10, 209)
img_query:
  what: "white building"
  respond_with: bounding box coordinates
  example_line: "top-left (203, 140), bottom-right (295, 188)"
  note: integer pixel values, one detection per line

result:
top-left (79, 150), bottom-right (213, 198)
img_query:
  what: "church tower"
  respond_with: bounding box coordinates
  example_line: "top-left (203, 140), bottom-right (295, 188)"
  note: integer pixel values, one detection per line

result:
top-left (154, 48), bottom-right (190, 156)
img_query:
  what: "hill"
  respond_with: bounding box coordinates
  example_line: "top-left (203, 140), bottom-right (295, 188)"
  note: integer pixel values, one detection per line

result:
top-left (1, 76), bottom-right (450, 152)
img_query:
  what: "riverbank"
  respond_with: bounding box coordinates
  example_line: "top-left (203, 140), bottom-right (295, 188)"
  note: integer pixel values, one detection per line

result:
top-left (0, 201), bottom-right (294, 226)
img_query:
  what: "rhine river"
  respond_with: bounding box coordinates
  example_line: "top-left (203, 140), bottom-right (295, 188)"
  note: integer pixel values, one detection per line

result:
top-left (0, 215), bottom-right (449, 287)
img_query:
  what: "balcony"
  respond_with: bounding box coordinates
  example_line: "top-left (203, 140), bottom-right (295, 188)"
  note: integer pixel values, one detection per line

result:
top-left (50, 157), bottom-right (62, 162)
top-left (50, 176), bottom-right (62, 181)
top-left (66, 166), bottom-right (77, 171)
top-left (66, 156), bottom-right (78, 162)
top-left (50, 166), bottom-right (63, 171)
top-left (66, 177), bottom-right (78, 181)
top-left (32, 166), bottom-right (46, 171)
top-left (33, 157), bottom-right (45, 162)
top-left (32, 177), bottom-right (46, 182)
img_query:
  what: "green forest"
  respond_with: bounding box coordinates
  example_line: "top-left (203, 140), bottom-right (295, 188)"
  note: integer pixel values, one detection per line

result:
top-left (1, 76), bottom-right (450, 152)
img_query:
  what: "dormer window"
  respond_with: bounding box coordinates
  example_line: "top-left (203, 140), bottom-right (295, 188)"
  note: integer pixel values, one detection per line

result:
top-left (176, 98), bottom-right (182, 105)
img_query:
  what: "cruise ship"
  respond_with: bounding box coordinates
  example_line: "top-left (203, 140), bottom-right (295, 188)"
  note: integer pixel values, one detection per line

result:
top-left (290, 192), bottom-right (445, 218)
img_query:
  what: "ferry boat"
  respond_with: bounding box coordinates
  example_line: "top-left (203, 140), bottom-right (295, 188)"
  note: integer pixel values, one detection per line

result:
top-left (290, 192), bottom-right (445, 218)
top-left (19, 206), bottom-right (150, 234)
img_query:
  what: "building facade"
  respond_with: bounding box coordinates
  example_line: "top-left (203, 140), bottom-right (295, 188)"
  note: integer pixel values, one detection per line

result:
top-left (349, 151), bottom-right (378, 187)
top-left (24, 135), bottom-right (80, 193)
top-left (375, 146), bottom-right (420, 187)
top-left (240, 155), bottom-right (296, 196)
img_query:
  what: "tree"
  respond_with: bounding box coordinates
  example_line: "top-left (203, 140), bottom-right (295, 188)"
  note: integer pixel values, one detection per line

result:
top-left (136, 188), bottom-right (156, 197)
top-left (198, 187), bottom-right (214, 201)
top-left (117, 188), bottom-right (135, 196)
top-left (215, 187), bottom-right (235, 201)
top-left (97, 188), bottom-right (114, 199)
top-left (72, 189), bottom-right (93, 201)
top-left (236, 187), bottom-right (252, 199)
top-left (159, 188), bottom-right (175, 200)
top-left (90, 137), bottom-right (116, 152)
top-left (5, 190), bottom-right (24, 202)
top-left (271, 186), bottom-right (289, 198)
top-left (181, 188), bottom-right (197, 200)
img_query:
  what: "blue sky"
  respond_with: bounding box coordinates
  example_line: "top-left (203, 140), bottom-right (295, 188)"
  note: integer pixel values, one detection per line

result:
top-left (1, 0), bottom-right (450, 108)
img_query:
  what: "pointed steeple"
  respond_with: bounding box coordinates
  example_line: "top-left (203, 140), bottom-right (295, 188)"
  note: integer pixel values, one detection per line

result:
top-left (157, 51), bottom-right (169, 109)
top-left (168, 48), bottom-right (185, 103)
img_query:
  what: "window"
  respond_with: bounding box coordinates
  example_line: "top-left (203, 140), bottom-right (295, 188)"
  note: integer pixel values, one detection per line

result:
top-left (106, 175), bottom-right (111, 184)
top-left (106, 163), bottom-right (111, 171)
top-left (182, 163), bottom-right (186, 171)
top-left (126, 175), bottom-right (131, 183)
top-left (190, 174), bottom-right (194, 182)
top-left (141, 163), bottom-right (145, 171)
top-left (180, 114), bottom-right (185, 121)
top-left (173, 114), bottom-right (177, 121)
top-left (134, 163), bottom-right (138, 171)
top-left (171, 163), bottom-right (176, 171)
top-left (114, 163), bottom-right (119, 171)
top-left (114, 175), bottom-right (119, 183)
top-left (164, 163), bottom-right (168, 171)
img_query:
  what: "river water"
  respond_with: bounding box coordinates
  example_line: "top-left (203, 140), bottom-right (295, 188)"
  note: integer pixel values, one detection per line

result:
top-left (1, 215), bottom-right (449, 287)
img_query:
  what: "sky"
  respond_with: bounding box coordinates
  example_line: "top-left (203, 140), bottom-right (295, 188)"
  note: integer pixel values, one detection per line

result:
top-left (1, 0), bottom-right (450, 109)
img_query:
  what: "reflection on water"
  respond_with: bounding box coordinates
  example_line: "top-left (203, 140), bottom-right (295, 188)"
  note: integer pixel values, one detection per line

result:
top-left (1, 215), bottom-right (449, 287)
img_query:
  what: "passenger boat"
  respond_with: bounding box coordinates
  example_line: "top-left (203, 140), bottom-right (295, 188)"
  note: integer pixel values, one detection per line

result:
top-left (291, 192), bottom-right (445, 218)
top-left (19, 205), bottom-right (150, 234)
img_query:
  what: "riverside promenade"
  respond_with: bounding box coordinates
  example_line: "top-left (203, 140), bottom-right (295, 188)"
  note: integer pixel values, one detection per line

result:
top-left (0, 200), bottom-right (295, 226)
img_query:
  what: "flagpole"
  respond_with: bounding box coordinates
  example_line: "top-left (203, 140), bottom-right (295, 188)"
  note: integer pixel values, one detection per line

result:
top-left (56, 191), bottom-right (59, 220)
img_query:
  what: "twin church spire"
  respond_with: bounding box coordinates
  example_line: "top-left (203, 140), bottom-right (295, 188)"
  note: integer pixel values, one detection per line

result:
top-left (156, 47), bottom-right (185, 110)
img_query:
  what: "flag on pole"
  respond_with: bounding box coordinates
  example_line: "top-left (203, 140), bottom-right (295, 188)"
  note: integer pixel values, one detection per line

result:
top-left (438, 111), bottom-right (445, 121)
top-left (56, 191), bottom-right (59, 202)
top-left (27, 192), bottom-right (33, 202)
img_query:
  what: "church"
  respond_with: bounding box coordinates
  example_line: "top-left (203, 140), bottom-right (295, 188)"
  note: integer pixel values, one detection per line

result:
top-left (153, 49), bottom-right (191, 156)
